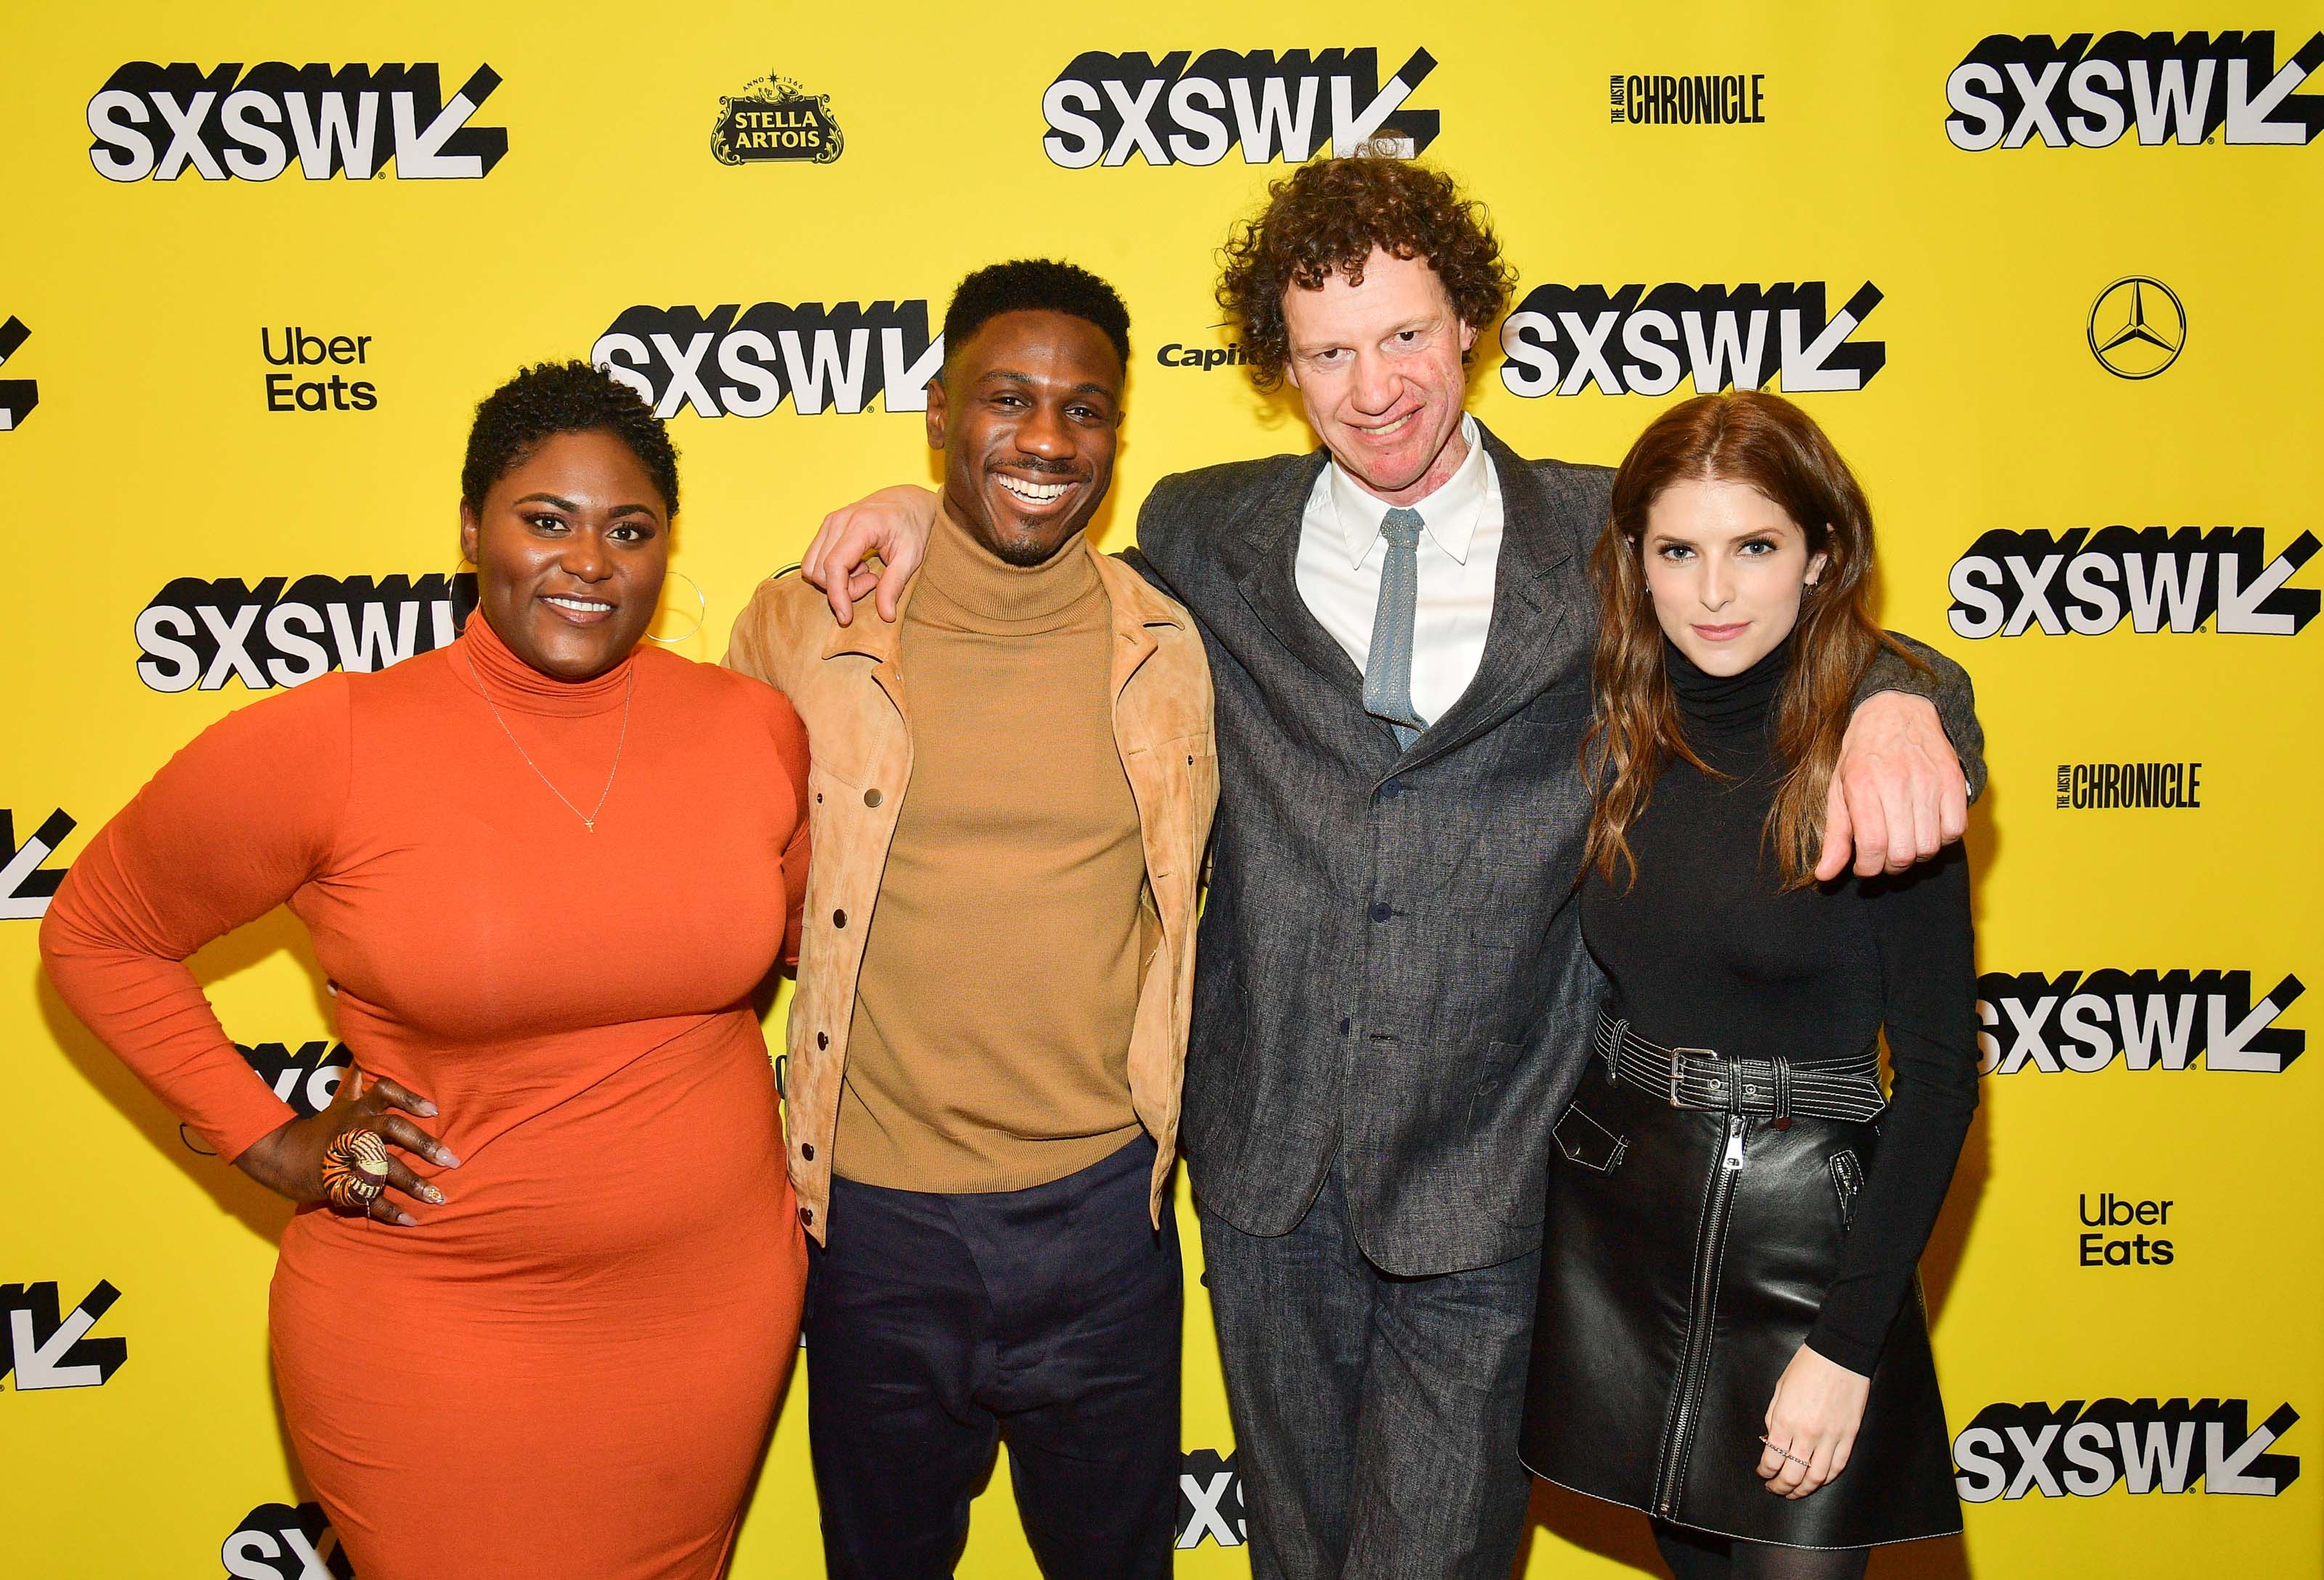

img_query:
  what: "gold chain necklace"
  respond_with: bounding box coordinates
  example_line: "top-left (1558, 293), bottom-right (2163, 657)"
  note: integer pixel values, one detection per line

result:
top-left (463, 647), bottom-right (635, 834)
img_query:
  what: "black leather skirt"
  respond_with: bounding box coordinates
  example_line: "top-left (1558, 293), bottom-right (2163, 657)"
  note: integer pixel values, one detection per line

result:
top-left (1519, 1067), bottom-right (1962, 1548)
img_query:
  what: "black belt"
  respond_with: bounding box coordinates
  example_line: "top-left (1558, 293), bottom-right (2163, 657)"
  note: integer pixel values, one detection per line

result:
top-left (1593, 1010), bottom-right (1887, 1127)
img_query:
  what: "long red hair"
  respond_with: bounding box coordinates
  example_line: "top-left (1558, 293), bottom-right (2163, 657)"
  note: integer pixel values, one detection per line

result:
top-left (1580, 391), bottom-right (1923, 891)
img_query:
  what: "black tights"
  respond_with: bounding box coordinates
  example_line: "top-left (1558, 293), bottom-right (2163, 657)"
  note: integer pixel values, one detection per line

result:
top-left (1651, 1518), bottom-right (1871, 1580)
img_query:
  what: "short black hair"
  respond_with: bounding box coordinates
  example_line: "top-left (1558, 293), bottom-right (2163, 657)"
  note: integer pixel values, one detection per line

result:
top-left (460, 360), bottom-right (680, 517)
top-left (942, 259), bottom-right (1131, 377)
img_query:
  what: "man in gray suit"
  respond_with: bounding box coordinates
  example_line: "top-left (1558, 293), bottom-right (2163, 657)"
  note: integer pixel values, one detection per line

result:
top-left (800, 160), bottom-right (1980, 1579)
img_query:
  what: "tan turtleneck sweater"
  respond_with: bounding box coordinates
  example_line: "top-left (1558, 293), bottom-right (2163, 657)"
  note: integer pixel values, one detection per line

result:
top-left (834, 506), bottom-right (1155, 1193)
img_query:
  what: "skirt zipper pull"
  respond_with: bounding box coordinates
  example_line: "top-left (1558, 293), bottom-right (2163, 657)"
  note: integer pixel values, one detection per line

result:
top-left (1722, 1120), bottom-right (1747, 1172)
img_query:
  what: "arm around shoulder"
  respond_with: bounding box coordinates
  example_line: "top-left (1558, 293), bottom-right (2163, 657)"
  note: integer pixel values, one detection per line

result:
top-left (1862, 633), bottom-right (1986, 802)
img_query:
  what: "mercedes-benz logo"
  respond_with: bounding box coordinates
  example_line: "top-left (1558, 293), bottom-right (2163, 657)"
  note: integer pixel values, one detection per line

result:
top-left (2087, 276), bottom-right (2185, 380)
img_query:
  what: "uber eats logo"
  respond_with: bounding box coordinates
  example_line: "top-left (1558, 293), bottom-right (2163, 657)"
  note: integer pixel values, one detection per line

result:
top-left (1947, 526), bottom-right (2320, 637)
top-left (1946, 31), bottom-right (2323, 149)
top-left (182, 1042), bottom-right (352, 1156)
top-left (1176, 1449), bottom-right (1245, 1549)
top-left (1500, 282), bottom-right (1884, 397)
top-left (135, 573), bottom-right (472, 693)
top-left (88, 62), bottom-right (508, 181)
top-left (1978, 968), bottom-right (2304, 1074)
top-left (2, 807), bottom-right (74, 920)
top-left (222, 1502), bottom-right (353, 1579)
top-left (1954, 1399), bottom-right (2301, 1501)
top-left (1043, 47), bottom-right (1439, 167)
top-left (593, 301), bottom-right (943, 418)
top-left (1, 1281), bottom-right (127, 1391)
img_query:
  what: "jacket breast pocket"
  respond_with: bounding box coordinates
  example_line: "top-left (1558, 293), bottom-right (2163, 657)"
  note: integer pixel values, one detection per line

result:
top-left (1551, 1099), bottom-right (1628, 1175)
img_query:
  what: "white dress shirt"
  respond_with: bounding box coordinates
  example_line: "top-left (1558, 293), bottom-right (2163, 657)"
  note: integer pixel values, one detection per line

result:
top-left (1293, 413), bottom-right (1503, 730)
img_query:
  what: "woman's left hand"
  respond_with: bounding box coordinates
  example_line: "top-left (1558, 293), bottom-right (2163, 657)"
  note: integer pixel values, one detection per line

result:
top-left (1758, 1344), bottom-right (1871, 1498)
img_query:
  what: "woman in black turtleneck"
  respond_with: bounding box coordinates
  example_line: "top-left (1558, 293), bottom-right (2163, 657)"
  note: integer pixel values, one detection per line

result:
top-left (1519, 392), bottom-right (1978, 1580)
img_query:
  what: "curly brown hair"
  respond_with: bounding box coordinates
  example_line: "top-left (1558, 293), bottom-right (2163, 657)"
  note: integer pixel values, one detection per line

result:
top-left (1216, 153), bottom-right (1516, 389)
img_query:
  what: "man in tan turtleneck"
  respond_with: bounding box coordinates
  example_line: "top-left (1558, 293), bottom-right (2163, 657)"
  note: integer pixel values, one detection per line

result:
top-left (725, 260), bottom-right (1216, 1580)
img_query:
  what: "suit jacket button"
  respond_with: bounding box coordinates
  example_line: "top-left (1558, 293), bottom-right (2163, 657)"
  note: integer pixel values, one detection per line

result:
top-left (1370, 902), bottom-right (1393, 923)
top-left (798, 1205), bottom-right (813, 1226)
top-left (864, 788), bottom-right (883, 807)
top-left (833, 909), bottom-right (848, 927)
top-left (801, 1143), bottom-right (815, 1161)
top-left (816, 1030), bottom-right (829, 1049)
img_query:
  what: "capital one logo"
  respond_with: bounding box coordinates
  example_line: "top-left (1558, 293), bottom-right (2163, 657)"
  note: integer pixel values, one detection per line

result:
top-left (1176, 1449), bottom-right (1246, 1549)
top-left (1501, 283), bottom-right (1884, 397)
top-left (1043, 47), bottom-right (1439, 168)
top-left (2, 808), bottom-right (74, 920)
top-left (1978, 969), bottom-right (2304, 1074)
top-left (593, 301), bottom-right (943, 418)
top-left (89, 62), bottom-right (508, 181)
top-left (1954, 1399), bottom-right (2301, 1500)
top-left (222, 1502), bottom-right (354, 1579)
top-left (136, 574), bottom-right (471, 693)
top-left (1, 1281), bottom-right (127, 1391)
top-left (1947, 527), bottom-right (2320, 637)
top-left (1946, 31), bottom-right (2323, 149)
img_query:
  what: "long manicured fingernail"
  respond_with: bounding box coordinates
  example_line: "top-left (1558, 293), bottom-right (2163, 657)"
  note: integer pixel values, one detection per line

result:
top-left (418, 1100), bottom-right (439, 1117)
top-left (421, 1185), bottom-right (445, 1204)
top-left (436, 1148), bottom-right (461, 1167)
top-left (395, 1211), bottom-right (418, 1227)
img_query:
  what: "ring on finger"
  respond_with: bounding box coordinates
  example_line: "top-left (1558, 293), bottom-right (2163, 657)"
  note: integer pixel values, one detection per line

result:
top-left (321, 1129), bottom-right (391, 1211)
top-left (1759, 1435), bottom-right (1812, 1470)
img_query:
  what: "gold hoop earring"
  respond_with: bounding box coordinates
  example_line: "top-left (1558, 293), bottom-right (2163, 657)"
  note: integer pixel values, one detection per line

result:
top-left (646, 570), bottom-right (707, 645)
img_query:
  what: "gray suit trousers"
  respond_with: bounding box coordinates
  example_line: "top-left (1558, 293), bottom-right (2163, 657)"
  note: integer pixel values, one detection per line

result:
top-left (1200, 1164), bottom-right (1541, 1580)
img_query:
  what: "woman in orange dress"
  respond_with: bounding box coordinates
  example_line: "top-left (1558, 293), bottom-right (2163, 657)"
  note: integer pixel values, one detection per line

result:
top-left (41, 362), bottom-right (809, 1580)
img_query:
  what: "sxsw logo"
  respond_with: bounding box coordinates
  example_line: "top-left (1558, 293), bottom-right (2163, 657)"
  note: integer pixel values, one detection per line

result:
top-left (1501, 283), bottom-right (1883, 398)
top-left (1954, 1399), bottom-right (2301, 1500)
top-left (2, 808), bottom-right (74, 920)
top-left (222, 1502), bottom-right (354, 1579)
top-left (1043, 47), bottom-right (1439, 168)
top-left (1946, 31), bottom-right (2323, 149)
top-left (182, 1042), bottom-right (352, 1156)
top-left (1, 1281), bottom-right (127, 1391)
top-left (89, 62), bottom-right (507, 181)
top-left (0, 316), bottom-right (36, 430)
top-left (1978, 969), bottom-right (2304, 1074)
top-left (1947, 527), bottom-right (2320, 638)
top-left (593, 302), bottom-right (943, 418)
top-left (1177, 1449), bottom-right (1245, 1549)
top-left (135, 573), bottom-right (472, 693)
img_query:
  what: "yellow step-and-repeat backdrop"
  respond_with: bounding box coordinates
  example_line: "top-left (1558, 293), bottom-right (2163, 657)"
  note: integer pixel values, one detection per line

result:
top-left (4, 2), bottom-right (2318, 1576)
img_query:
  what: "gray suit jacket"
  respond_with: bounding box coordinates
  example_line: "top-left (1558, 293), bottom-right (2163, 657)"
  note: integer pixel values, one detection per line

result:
top-left (1131, 421), bottom-right (1980, 1276)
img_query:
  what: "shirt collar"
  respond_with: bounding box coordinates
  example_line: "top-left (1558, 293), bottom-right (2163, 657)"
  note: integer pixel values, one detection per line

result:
top-left (1326, 413), bottom-right (1490, 569)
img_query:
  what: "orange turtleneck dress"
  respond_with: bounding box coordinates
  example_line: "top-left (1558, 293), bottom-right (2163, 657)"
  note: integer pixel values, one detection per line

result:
top-left (39, 614), bottom-right (810, 1580)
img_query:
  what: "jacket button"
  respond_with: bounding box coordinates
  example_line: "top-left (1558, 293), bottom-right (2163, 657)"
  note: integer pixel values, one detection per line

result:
top-left (816, 791), bottom-right (824, 803)
top-left (798, 1206), bottom-right (814, 1226)
top-left (801, 1142), bottom-right (815, 1161)
top-left (1338, 1017), bottom-right (1351, 1035)
top-left (864, 788), bottom-right (883, 807)
top-left (816, 1030), bottom-right (829, 1049)
top-left (1370, 902), bottom-right (1393, 923)
top-left (1379, 777), bottom-right (1403, 799)
top-left (833, 909), bottom-right (848, 927)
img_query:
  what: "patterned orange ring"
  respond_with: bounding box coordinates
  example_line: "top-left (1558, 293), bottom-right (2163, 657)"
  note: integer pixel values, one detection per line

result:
top-left (320, 1128), bottom-right (391, 1210)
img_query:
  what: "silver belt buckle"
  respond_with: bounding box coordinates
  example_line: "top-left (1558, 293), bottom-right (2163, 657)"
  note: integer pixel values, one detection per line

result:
top-left (1670, 1046), bottom-right (1719, 1107)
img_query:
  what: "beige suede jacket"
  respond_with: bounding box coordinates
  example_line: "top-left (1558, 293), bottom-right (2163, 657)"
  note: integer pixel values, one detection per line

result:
top-left (725, 546), bottom-right (1218, 1241)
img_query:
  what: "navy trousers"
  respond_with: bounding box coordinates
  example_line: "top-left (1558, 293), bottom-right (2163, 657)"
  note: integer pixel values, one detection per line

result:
top-left (803, 1135), bottom-right (1182, 1579)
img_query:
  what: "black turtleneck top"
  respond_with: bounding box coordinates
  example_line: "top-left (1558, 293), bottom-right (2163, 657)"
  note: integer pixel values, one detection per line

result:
top-left (1579, 637), bottom-right (1979, 1375)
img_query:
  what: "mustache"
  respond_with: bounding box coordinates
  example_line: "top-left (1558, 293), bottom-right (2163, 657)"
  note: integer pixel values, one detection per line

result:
top-left (991, 458), bottom-right (1086, 479)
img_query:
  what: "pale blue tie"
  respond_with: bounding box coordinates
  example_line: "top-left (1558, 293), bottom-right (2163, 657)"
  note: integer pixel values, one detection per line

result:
top-left (1363, 507), bottom-right (1426, 748)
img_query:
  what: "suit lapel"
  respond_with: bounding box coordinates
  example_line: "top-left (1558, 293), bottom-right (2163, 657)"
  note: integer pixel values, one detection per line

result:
top-left (1402, 423), bottom-right (1588, 769)
top-left (1227, 449), bottom-right (1366, 693)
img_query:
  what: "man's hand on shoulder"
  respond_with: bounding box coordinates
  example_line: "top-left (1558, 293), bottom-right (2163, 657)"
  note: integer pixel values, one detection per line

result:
top-left (1816, 692), bottom-right (1970, 881)
top-left (800, 485), bottom-right (939, 626)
